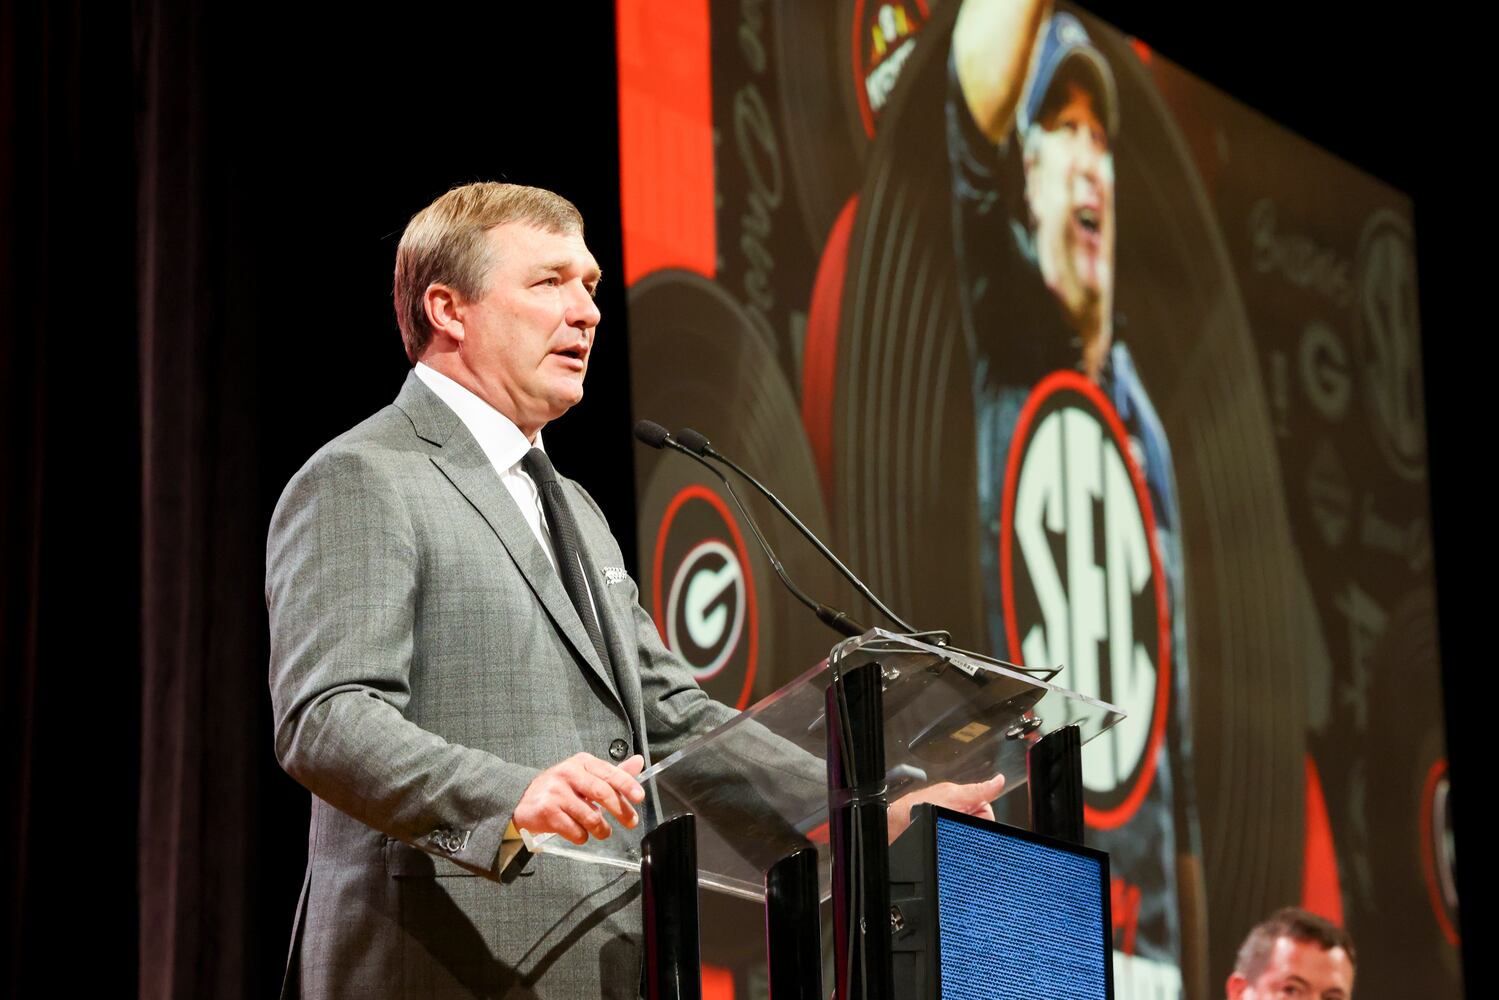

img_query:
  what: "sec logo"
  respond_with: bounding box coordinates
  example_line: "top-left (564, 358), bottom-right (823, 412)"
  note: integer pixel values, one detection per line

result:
top-left (999, 371), bottom-right (1171, 829)
top-left (651, 484), bottom-right (760, 707)
top-left (1354, 209), bottom-right (1424, 481)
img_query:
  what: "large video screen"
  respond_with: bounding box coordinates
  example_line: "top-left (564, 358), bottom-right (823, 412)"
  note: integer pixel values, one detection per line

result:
top-left (616, 1), bottom-right (1451, 995)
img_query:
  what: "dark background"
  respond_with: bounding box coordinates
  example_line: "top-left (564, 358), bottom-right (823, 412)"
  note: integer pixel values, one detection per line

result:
top-left (1, 3), bottom-right (1466, 997)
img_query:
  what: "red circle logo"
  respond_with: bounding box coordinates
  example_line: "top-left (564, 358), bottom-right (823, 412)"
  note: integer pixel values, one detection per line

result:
top-left (651, 485), bottom-right (760, 709)
top-left (998, 371), bottom-right (1171, 830)
top-left (1420, 758), bottom-right (1459, 947)
top-left (851, 0), bottom-right (932, 137)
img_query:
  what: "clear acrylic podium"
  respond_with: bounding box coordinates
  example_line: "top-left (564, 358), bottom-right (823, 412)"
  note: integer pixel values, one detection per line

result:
top-left (522, 629), bottom-right (1124, 902)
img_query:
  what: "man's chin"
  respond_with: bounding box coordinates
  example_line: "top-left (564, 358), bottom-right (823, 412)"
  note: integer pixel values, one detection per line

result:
top-left (1069, 249), bottom-right (1107, 288)
top-left (1072, 266), bottom-right (1111, 309)
top-left (552, 385), bottom-right (585, 415)
top-left (543, 367), bottom-right (586, 397)
top-left (1055, 279), bottom-right (1105, 332)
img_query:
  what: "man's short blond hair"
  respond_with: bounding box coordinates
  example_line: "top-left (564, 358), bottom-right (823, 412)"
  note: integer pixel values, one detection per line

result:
top-left (393, 182), bottom-right (584, 363)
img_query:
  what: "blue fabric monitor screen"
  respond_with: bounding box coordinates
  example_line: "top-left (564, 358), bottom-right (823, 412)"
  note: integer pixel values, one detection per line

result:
top-left (935, 815), bottom-right (1108, 999)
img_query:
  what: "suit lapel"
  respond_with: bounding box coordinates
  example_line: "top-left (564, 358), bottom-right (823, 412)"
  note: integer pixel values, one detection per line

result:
top-left (572, 515), bottom-right (648, 745)
top-left (394, 373), bottom-right (624, 709)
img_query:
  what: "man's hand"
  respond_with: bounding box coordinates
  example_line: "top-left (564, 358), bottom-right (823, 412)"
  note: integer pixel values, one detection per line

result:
top-left (953, 0), bottom-right (1051, 142)
top-left (887, 772), bottom-right (1006, 840)
top-left (513, 752), bottom-right (647, 845)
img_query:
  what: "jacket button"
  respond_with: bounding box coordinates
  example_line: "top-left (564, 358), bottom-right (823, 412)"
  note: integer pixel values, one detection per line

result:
top-left (608, 738), bottom-right (629, 762)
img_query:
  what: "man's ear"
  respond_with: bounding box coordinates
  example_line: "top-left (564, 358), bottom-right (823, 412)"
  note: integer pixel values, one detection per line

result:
top-left (423, 282), bottom-right (465, 345)
top-left (1226, 972), bottom-right (1249, 999)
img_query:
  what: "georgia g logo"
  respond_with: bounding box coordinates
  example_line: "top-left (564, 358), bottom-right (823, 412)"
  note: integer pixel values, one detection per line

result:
top-left (999, 371), bottom-right (1171, 830)
top-left (651, 485), bottom-right (760, 708)
top-left (667, 540), bottom-right (745, 679)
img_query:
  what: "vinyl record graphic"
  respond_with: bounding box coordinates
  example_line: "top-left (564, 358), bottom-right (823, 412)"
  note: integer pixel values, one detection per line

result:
top-left (822, 0), bottom-right (985, 654)
top-left (824, 1), bottom-right (1313, 979)
top-left (1098, 26), bottom-right (1318, 979)
top-left (1347, 587), bottom-right (1460, 989)
top-left (630, 269), bottom-right (850, 710)
top-left (772, 0), bottom-right (940, 249)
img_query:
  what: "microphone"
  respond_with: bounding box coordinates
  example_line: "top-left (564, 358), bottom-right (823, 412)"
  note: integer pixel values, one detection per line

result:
top-left (672, 426), bottom-right (923, 636)
top-left (632, 419), bottom-right (672, 450)
top-left (632, 420), bottom-right (867, 638)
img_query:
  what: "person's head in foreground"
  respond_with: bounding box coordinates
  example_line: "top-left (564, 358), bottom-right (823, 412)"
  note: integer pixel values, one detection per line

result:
top-left (1226, 906), bottom-right (1355, 1000)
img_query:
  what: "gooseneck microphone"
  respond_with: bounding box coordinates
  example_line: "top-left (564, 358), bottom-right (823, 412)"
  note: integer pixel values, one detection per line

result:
top-left (633, 420), bottom-right (867, 639)
top-left (672, 426), bottom-right (922, 636)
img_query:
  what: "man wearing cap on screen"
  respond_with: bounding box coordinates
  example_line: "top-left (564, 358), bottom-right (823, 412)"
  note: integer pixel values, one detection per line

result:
top-left (946, 0), bottom-right (1205, 994)
top-left (950, 0), bottom-right (1120, 384)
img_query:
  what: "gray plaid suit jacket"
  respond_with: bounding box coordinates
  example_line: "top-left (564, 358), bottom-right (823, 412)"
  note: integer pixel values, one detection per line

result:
top-left (267, 371), bottom-right (736, 998)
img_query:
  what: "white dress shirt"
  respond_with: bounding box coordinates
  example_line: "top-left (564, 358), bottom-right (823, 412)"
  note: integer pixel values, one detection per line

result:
top-left (413, 362), bottom-right (568, 575)
top-left (413, 363), bottom-right (604, 637)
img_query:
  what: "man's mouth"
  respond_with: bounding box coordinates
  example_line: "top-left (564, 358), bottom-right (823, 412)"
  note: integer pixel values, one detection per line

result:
top-left (552, 344), bottom-right (588, 368)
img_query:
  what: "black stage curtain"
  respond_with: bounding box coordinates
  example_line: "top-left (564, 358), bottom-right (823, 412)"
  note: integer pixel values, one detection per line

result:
top-left (2, 0), bottom-right (141, 994)
top-left (4, 5), bottom-right (636, 997)
top-left (135, 2), bottom-right (268, 995)
top-left (130, 6), bottom-right (638, 998)
top-left (0, 3), bottom-right (1477, 999)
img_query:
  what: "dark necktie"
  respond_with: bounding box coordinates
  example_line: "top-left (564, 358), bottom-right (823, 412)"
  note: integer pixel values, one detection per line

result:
top-left (520, 448), bottom-right (612, 673)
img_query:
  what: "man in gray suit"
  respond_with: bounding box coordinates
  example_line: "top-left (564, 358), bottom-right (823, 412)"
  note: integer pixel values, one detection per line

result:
top-left (267, 182), bottom-right (740, 998)
top-left (268, 182), bottom-right (1002, 999)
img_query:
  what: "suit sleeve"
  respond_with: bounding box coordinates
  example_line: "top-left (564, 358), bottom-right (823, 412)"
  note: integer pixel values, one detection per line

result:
top-left (266, 447), bottom-right (537, 878)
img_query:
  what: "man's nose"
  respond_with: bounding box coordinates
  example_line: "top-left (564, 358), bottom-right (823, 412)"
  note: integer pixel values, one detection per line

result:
top-left (1085, 128), bottom-right (1113, 169)
top-left (1073, 144), bottom-right (1108, 193)
top-left (1075, 135), bottom-right (1104, 172)
top-left (565, 282), bottom-right (601, 330)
